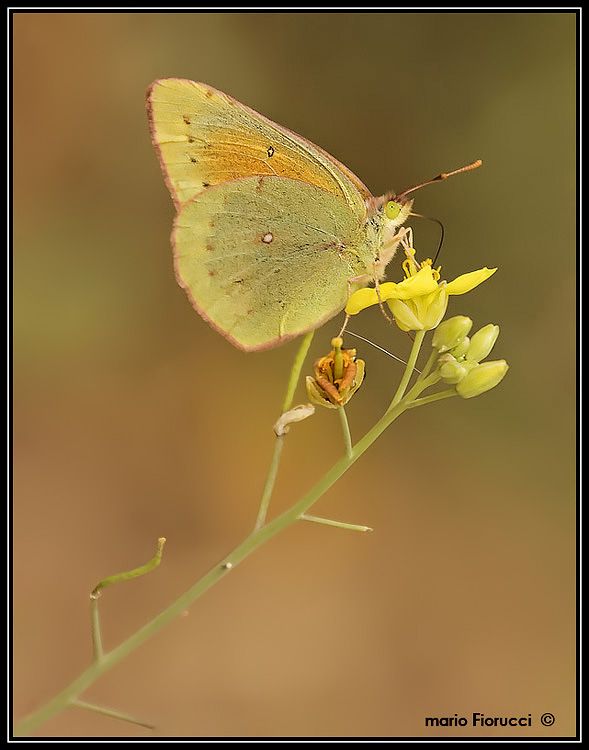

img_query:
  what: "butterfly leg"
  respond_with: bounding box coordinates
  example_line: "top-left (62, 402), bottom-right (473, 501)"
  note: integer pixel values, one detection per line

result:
top-left (373, 227), bottom-right (410, 279)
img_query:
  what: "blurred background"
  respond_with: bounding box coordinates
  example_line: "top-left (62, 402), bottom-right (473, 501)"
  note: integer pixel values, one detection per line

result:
top-left (13, 12), bottom-right (576, 738)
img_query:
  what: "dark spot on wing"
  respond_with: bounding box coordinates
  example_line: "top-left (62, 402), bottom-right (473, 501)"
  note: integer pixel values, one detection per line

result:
top-left (203, 182), bottom-right (210, 187)
top-left (183, 115), bottom-right (191, 125)
top-left (189, 156), bottom-right (197, 163)
top-left (267, 146), bottom-right (275, 158)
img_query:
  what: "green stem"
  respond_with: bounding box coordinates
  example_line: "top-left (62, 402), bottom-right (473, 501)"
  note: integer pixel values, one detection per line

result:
top-left (91, 537), bottom-right (166, 597)
top-left (15, 390), bottom-right (415, 737)
top-left (338, 407), bottom-right (353, 459)
top-left (71, 700), bottom-right (154, 730)
top-left (253, 436), bottom-right (285, 531)
top-left (253, 331), bottom-right (314, 531)
top-left (406, 389), bottom-right (457, 409)
top-left (90, 597), bottom-right (103, 662)
top-left (281, 331), bottom-right (314, 413)
top-left (388, 329), bottom-right (426, 411)
top-left (300, 514), bottom-right (372, 533)
top-left (416, 348), bottom-right (438, 384)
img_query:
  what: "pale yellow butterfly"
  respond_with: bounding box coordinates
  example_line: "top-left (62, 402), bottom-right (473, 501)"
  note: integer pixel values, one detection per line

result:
top-left (147, 79), bottom-right (480, 351)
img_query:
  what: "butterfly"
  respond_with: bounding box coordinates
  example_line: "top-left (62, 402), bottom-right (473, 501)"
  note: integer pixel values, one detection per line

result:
top-left (147, 79), bottom-right (479, 351)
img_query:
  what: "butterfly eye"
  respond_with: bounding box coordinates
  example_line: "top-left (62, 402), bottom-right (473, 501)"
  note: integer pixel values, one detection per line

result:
top-left (385, 201), bottom-right (402, 220)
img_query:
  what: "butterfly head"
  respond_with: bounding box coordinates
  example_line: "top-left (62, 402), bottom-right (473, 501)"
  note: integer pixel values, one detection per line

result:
top-left (379, 197), bottom-right (414, 247)
top-left (384, 198), bottom-right (413, 225)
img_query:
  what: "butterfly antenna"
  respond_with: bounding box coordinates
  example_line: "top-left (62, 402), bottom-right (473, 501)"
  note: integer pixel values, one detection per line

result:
top-left (395, 159), bottom-right (482, 202)
top-left (346, 330), bottom-right (421, 373)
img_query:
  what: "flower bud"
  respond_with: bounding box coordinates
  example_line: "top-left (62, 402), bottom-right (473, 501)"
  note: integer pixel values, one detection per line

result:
top-left (439, 358), bottom-right (469, 384)
top-left (432, 316), bottom-right (473, 352)
top-left (466, 324), bottom-right (500, 363)
top-left (456, 360), bottom-right (509, 399)
top-left (451, 336), bottom-right (470, 359)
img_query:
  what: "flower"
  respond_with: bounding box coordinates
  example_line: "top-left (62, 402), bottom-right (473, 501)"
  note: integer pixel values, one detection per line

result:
top-left (345, 233), bottom-right (497, 332)
top-left (306, 337), bottom-right (365, 409)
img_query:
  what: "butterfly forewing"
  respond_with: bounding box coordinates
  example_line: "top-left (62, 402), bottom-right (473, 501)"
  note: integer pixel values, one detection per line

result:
top-left (147, 79), bottom-right (371, 210)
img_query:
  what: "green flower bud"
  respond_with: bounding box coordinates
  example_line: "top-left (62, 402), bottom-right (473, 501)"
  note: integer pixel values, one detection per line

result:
top-left (450, 336), bottom-right (470, 359)
top-left (466, 324), bottom-right (500, 363)
top-left (456, 360), bottom-right (509, 399)
top-left (432, 315), bottom-right (473, 352)
top-left (439, 358), bottom-right (469, 384)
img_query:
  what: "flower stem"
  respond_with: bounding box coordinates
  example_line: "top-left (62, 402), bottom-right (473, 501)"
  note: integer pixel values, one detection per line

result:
top-left (281, 331), bottom-right (314, 414)
top-left (91, 537), bottom-right (166, 598)
top-left (388, 329), bottom-right (426, 411)
top-left (338, 407), bottom-right (353, 459)
top-left (90, 598), bottom-right (103, 662)
top-left (300, 514), bottom-right (372, 533)
top-left (71, 700), bottom-right (154, 730)
top-left (253, 331), bottom-right (314, 531)
top-left (415, 348), bottom-right (438, 384)
top-left (15, 389), bottom-right (414, 737)
top-left (406, 389), bottom-right (457, 409)
top-left (253, 436), bottom-right (285, 531)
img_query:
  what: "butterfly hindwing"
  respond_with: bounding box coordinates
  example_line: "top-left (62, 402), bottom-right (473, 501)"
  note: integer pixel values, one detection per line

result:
top-left (173, 176), bottom-right (373, 351)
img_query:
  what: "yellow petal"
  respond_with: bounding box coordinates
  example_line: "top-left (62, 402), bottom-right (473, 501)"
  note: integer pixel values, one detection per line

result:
top-left (382, 266), bottom-right (439, 301)
top-left (445, 267), bottom-right (497, 295)
top-left (422, 287), bottom-right (449, 330)
top-left (388, 298), bottom-right (424, 330)
top-left (345, 287), bottom-right (380, 315)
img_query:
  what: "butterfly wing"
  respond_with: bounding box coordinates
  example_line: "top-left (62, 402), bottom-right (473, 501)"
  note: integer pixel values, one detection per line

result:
top-left (173, 176), bottom-right (374, 351)
top-left (147, 78), bottom-right (372, 209)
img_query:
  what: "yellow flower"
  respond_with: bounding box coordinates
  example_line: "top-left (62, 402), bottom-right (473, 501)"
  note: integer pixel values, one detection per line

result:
top-left (345, 236), bottom-right (497, 332)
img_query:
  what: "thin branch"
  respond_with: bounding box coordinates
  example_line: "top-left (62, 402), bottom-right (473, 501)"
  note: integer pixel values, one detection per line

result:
top-left (300, 514), bottom-right (373, 533)
top-left (71, 699), bottom-right (154, 730)
top-left (254, 331), bottom-right (314, 531)
top-left (91, 537), bottom-right (166, 598)
top-left (89, 597), bottom-right (103, 663)
top-left (338, 406), bottom-right (353, 459)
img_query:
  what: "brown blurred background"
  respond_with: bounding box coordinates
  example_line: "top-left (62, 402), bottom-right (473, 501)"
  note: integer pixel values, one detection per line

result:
top-left (13, 12), bottom-right (576, 738)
